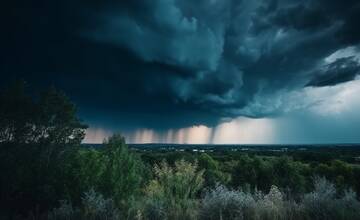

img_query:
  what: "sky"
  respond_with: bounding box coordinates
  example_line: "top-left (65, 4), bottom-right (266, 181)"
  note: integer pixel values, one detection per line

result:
top-left (2, 0), bottom-right (360, 144)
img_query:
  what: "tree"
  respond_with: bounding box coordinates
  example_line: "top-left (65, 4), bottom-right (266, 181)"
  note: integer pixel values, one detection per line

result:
top-left (272, 157), bottom-right (307, 195)
top-left (100, 134), bottom-right (145, 207)
top-left (35, 86), bottom-right (87, 146)
top-left (0, 80), bottom-right (35, 143)
top-left (0, 80), bottom-right (87, 146)
top-left (231, 155), bottom-right (258, 189)
top-left (198, 153), bottom-right (231, 188)
top-left (0, 81), bottom-right (87, 217)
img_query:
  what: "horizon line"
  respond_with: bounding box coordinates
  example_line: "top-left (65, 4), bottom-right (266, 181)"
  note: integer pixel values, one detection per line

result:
top-left (82, 142), bottom-right (360, 146)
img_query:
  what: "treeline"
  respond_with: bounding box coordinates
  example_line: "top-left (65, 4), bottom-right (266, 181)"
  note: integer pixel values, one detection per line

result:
top-left (140, 151), bottom-right (360, 197)
top-left (1, 82), bottom-right (360, 220)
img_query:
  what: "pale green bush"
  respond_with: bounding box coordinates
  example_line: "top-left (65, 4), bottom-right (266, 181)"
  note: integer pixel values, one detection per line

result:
top-left (49, 173), bottom-right (360, 220)
top-left (200, 184), bottom-right (256, 220)
top-left (302, 177), bottom-right (338, 220)
top-left (302, 177), bottom-right (360, 220)
top-left (82, 189), bottom-right (120, 220)
top-left (256, 185), bottom-right (286, 220)
top-left (49, 190), bottom-right (120, 220)
top-left (141, 160), bottom-right (204, 220)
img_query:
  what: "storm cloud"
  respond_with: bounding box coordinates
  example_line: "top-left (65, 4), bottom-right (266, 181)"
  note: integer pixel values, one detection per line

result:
top-left (2, 0), bottom-right (360, 133)
top-left (306, 56), bottom-right (360, 87)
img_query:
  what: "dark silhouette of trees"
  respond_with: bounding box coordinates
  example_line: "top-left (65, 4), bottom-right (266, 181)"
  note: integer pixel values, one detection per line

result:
top-left (0, 80), bottom-right (88, 217)
top-left (0, 80), bottom-right (87, 145)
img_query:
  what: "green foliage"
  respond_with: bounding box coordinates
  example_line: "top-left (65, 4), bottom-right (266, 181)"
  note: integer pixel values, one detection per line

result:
top-left (302, 177), bottom-right (360, 220)
top-left (36, 86), bottom-right (87, 146)
top-left (0, 81), bottom-right (87, 217)
top-left (48, 189), bottom-right (120, 220)
top-left (231, 155), bottom-right (310, 195)
top-left (198, 153), bottom-right (231, 188)
top-left (314, 160), bottom-right (354, 192)
top-left (63, 148), bottom-right (105, 203)
top-left (200, 184), bottom-right (256, 220)
top-left (272, 157), bottom-right (308, 195)
top-left (232, 155), bottom-right (260, 189)
top-left (64, 134), bottom-right (146, 212)
top-left (81, 189), bottom-right (120, 220)
top-left (201, 178), bottom-right (360, 220)
top-left (100, 135), bottom-right (145, 207)
top-left (141, 160), bottom-right (204, 220)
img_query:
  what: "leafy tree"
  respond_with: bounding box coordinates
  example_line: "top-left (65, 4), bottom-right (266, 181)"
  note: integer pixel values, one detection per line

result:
top-left (0, 81), bottom-right (87, 217)
top-left (63, 148), bottom-right (105, 204)
top-left (100, 134), bottom-right (145, 207)
top-left (63, 134), bottom-right (146, 210)
top-left (272, 157), bottom-right (307, 195)
top-left (252, 157), bottom-right (274, 192)
top-left (314, 160), bottom-right (355, 193)
top-left (0, 80), bottom-right (87, 146)
top-left (231, 155), bottom-right (258, 189)
top-left (35, 86), bottom-right (87, 146)
top-left (198, 153), bottom-right (231, 188)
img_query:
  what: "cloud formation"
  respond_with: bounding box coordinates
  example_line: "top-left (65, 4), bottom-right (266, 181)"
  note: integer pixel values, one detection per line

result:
top-left (2, 0), bottom-right (360, 131)
top-left (307, 57), bottom-right (360, 87)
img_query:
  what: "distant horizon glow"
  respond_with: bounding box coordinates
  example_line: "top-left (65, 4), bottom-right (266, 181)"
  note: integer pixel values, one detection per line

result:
top-left (83, 117), bottom-right (275, 144)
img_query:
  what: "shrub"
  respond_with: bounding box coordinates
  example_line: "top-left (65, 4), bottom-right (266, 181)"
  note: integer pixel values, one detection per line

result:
top-left (141, 160), bottom-right (204, 220)
top-left (198, 153), bottom-right (231, 187)
top-left (66, 134), bottom-right (145, 212)
top-left (302, 177), bottom-right (337, 220)
top-left (49, 190), bottom-right (120, 220)
top-left (302, 176), bottom-right (360, 220)
top-left (200, 184), bottom-right (256, 220)
top-left (82, 189), bottom-right (120, 220)
top-left (255, 185), bottom-right (286, 220)
top-left (100, 134), bottom-right (145, 208)
top-left (201, 184), bottom-right (305, 220)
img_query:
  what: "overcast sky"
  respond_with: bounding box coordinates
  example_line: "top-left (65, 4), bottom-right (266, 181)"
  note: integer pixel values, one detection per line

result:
top-left (2, 0), bottom-right (360, 144)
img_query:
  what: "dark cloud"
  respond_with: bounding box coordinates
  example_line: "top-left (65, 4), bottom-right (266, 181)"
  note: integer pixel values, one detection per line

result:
top-left (250, 3), bottom-right (330, 34)
top-left (272, 4), bottom-right (331, 31)
top-left (251, 0), bottom-right (360, 33)
top-left (306, 57), bottom-right (360, 87)
top-left (1, 0), bottom-right (360, 130)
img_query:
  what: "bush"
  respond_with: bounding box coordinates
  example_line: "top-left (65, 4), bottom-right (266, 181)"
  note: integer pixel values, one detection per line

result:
top-left (141, 160), bottom-right (204, 220)
top-left (81, 189), bottom-right (120, 220)
top-left (201, 184), bottom-right (305, 220)
top-left (100, 134), bottom-right (145, 207)
top-left (255, 185), bottom-right (286, 220)
top-left (302, 177), bottom-right (337, 219)
top-left (198, 153), bottom-right (231, 188)
top-left (64, 134), bottom-right (145, 212)
top-left (49, 190), bottom-right (120, 220)
top-left (302, 177), bottom-right (360, 220)
top-left (337, 189), bottom-right (360, 219)
top-left (200, 184), bottom-right (256, 220)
